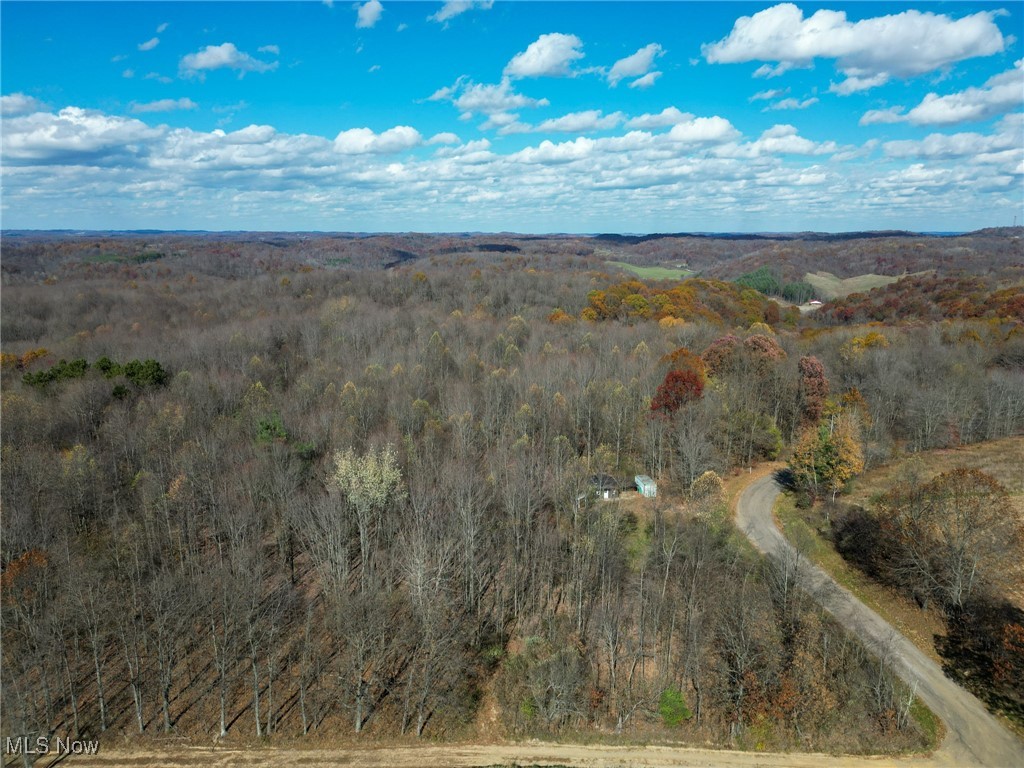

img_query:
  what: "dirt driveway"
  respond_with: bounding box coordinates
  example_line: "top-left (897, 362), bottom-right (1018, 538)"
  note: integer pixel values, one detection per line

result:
top-left (28, 740), bottom-right (938, 768)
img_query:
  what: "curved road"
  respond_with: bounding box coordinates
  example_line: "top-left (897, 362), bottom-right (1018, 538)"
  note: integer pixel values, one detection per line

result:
top-left (737, 474), bottom-right (1024, 768)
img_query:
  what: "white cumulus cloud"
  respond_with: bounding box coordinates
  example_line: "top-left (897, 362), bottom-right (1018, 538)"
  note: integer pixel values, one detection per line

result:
top-left (355, 0), bottom-right (383, 29)
top-left (1, 107), bottom-right (164, 164)
top-left (625, 107), bottom-right (693, 130)
top-left (1, 93), bottom-right (46, 117)
top-left (430, 77), bottom-right (549, 118)
top-left (607, 43), bottom-right (663, 86)
top-left (221, 125), bottom-right (277, 145)
top-left (534, 110), bottom-right (624, 133)
top-left (334, 125), bottom-right (422, 154)
top-left (743, 124), bottom-right (837, 156)
top-left (703, 4), bottom-right (1006, 94)
top-left (883, 115), bottom-right (1022, 159)
top-left (860, 61), bottom-right (1024, 126)
top-left (505, 33), bottom-right (584, 79)
top-left (830, 73), bottom-right (890, 96)
top-left (859, 107), bottom-right (906, 126)
top-left (764, 97), bottom-right (818, 111)
top-left (628, 72), bottom-right (661, 89)
top-left (668, 116), bottom-right (740, 145)
top-left (904, 60), bottom-right (1024, 125)
top-left (750, 88), bottom-right (789, 101)
top-left (427, 132), bottom-right (461, 145)
top-left (514, 137), bottom-right (596, 164)
top-left (180, 43), bottom-right (278, 78)
top-left (138, 37), bottom-right (160, 52)
top-left (479, 112), bottom-right (521, 131)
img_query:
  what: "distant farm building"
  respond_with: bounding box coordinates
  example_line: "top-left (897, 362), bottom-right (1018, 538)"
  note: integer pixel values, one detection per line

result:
top-left (635, 475), bottom-right (657, 498)
top-left (590, 474), bottom-right (620, 500)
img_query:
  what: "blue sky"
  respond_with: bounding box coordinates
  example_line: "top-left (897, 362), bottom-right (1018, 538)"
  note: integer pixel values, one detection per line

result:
top-left (1, 1), bottom-right (1021, 232)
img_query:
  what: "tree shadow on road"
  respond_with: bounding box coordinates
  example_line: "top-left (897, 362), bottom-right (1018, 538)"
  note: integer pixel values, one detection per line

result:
top-left (772, 468), bottom-right (796, 491)
top-left (937, 596), bottom-right (1024, 728)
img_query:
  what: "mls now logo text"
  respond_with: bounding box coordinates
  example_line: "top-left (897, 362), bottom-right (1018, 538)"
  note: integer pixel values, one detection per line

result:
top-left (5, 735), bottom-right (100, 756)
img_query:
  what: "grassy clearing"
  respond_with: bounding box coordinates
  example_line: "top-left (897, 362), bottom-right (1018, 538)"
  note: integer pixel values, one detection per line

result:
top-left (909, 699), bottom-right (942, 749)
top-left (803, 271), bottom-right (904, 299)
top-left (847, 436), bottom-right (1024, 612)
top-left (848, 436), bottom-right (1024, 505)
top-left (606, 261), bottom-right (693, 281)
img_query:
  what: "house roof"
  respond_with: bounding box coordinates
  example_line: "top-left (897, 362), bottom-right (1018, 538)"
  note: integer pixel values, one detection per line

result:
top-left (590, 473), bottom-right (619, 490)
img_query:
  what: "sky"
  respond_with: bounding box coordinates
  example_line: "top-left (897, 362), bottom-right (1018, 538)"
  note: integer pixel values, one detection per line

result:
top-left (1, 1), bottom-right (1022, 233)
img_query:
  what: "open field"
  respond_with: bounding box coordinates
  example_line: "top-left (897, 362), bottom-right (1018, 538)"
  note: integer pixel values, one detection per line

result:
top-left (848, 436), bottom-right (1024, 612)
top-left (605, 261), bottom-right (693, 280)
top-left (847, 436), bottom-right (1024, 506)
top-left (804, 271), bottom-right (910, 299)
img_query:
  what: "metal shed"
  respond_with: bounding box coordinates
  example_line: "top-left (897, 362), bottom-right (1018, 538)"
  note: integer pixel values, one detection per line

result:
top-left (635, 474), bottom-right (657, 498)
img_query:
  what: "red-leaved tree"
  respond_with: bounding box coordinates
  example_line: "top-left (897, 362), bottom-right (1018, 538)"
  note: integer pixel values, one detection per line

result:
top-left (797, 355), bottom-right (829, 425)
top-left (651, 369), bottom-right (704, 418)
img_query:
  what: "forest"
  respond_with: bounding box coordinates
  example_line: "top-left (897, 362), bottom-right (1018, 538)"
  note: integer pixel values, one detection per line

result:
top-left (1, 230), bottom-right (1022, 759)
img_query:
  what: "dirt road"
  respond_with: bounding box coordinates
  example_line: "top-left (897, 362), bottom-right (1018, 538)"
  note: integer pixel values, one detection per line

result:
top-left (28, 741), bottom-right (939, 768)
top-left (736, 474), bottom-right (1024, 768)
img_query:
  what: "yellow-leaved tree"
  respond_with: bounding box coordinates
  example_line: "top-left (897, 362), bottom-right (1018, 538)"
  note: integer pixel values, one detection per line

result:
top-left (331, 444), bottom-right (405, 593)
top-left (789, 411), bottom-right (864, 504)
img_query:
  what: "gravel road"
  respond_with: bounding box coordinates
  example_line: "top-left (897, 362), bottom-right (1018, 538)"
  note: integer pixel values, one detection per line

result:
top-left (736, 474), bottom-right (1023, 768)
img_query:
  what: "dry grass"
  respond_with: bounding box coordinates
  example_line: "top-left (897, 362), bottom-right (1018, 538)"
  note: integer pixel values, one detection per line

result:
top-left (848, 436), bottom-right (1024, 504)
top-left (803, 271), bottom-right (906, 299)
top-left (847, 436), bottom-right (1024, 610)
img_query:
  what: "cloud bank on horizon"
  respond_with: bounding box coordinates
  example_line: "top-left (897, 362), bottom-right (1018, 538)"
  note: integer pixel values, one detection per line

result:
top-left (1, 1), bottom-right (1021, 232)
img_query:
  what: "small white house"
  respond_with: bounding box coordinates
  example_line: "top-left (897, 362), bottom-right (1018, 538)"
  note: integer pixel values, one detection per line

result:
top-left (635, 474), bottom-right (657, 498)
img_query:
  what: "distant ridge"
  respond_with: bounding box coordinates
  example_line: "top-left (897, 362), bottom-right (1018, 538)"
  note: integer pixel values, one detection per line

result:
top-left (594, 230), bottom-right (938, 245)
top-left (4, 227), bottom-right (1020, 240)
